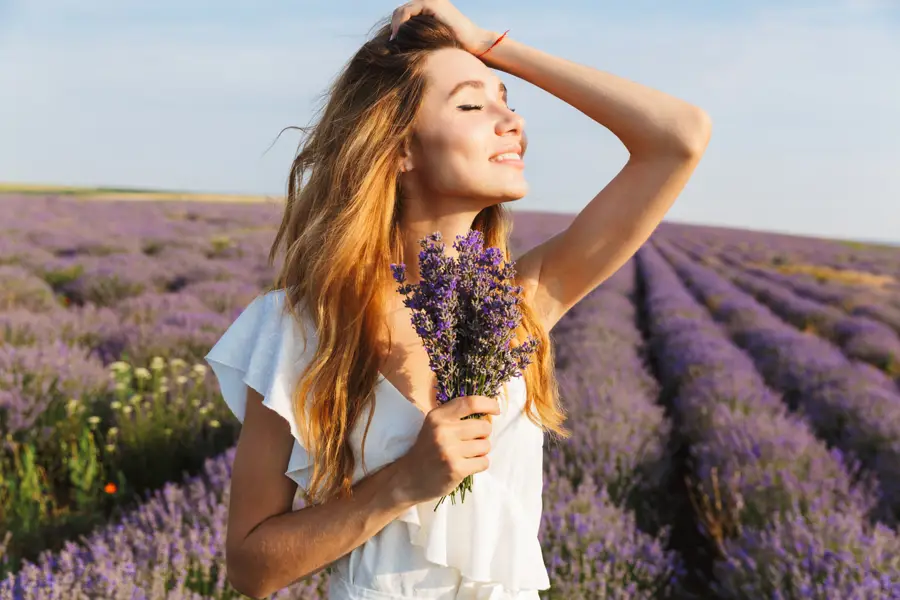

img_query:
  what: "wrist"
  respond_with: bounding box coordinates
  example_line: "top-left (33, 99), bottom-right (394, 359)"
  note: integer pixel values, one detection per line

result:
top-left (471, 29), bottom-right (500, 57)
top-left (387, 455), bottom-right (420, 511)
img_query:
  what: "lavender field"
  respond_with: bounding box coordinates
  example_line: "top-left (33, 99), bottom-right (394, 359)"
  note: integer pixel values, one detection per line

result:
top-left (1, 193), bottom-right (900, 598)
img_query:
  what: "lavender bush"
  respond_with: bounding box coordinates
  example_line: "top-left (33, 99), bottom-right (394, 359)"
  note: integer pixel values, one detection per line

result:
top-left (671, 242), bottom-right (900, 380)
top-left (541, 261), bottom-right (683, 597)
top-left (655, 220), bottom-right (900, 279)
top-left (653, 239), bottom-right (900, 524)
top-left (638, 243), bottom-right (900, 597)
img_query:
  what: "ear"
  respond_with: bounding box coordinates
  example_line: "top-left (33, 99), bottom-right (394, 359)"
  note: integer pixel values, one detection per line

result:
top-left (398, 136), bottom-right (415, 173)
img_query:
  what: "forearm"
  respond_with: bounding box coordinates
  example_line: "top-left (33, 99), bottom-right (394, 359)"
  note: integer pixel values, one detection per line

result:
top-left (477, 30), bottom-right (710, 156)
top-left (231, 457), bottom-right (417, 598)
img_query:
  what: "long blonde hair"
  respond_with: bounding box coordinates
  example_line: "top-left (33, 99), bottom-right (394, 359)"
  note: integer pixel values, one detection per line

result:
top-left (267, 14), bottom-right (571, 506)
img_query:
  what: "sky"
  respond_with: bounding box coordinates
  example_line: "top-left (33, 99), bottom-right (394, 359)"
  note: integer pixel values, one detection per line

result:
top-left (2, 0), bottom-right (899, 245)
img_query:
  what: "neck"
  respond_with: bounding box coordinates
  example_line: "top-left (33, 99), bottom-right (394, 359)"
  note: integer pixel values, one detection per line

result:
top-left (394, 206), bottom-right (481, 287)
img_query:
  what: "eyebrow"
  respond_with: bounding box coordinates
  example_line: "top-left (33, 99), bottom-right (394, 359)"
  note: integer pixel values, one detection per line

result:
top-left (448, 79), bottom-right (508, 102)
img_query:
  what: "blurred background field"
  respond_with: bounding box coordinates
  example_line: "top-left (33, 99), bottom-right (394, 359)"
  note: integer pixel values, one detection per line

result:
top-left (0, 183), bottom-right (277, 203)
top-left (4, 0), bottom-right (900, 596)
top-left (1, 190), bottom-right (899, 598)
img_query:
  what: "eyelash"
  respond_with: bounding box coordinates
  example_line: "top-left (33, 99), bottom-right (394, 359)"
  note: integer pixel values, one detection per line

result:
top-left (458, 104), bottom-right (516, 113)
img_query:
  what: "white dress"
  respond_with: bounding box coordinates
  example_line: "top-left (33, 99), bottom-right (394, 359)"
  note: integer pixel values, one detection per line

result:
top-left (204, 289), bottom-right (549, 600)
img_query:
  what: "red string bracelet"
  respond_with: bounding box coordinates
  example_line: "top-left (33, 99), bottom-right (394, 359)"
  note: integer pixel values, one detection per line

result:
top-left (476, 29), bottom-right (509, 59)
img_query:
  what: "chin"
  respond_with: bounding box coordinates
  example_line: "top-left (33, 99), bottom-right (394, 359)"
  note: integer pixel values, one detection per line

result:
top-left (471, 181), bottom-right (528, 205)
top-left (493, 179), bottom-right (529, 200)
top-left (504, 184), bottom-right (529, 201)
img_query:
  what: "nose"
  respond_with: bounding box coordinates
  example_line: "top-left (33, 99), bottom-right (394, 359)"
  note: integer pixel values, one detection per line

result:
top-left (496, 105), bottom-right (524, 136)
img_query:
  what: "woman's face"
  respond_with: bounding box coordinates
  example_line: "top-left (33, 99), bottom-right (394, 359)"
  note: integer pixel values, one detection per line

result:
top-left (400, 47), bottom-right (528, 206)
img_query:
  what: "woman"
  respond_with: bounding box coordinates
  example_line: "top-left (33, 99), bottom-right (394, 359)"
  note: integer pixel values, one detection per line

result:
top-left (205, 2), bottom-right (710, 598)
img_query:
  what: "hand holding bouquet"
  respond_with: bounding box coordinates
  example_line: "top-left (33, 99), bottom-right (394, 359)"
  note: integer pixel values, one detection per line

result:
top-left (390, 230), bottom-right (539, 511)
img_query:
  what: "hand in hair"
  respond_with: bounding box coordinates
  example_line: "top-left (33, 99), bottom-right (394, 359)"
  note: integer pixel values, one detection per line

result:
top-left (389, 0), bottom-right (495, 55)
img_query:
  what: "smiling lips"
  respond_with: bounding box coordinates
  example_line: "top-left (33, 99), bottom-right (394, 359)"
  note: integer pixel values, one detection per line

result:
top-left (489, 145), bottom-right (524, 167)
top-left (489, 144), bottom-right (522, 160)
top-left (490, 151), bottom-right (524, 168)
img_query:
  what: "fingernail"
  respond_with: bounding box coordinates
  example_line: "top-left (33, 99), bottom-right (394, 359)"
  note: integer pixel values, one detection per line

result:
top-left (389, 32), bottom-right (395, 41)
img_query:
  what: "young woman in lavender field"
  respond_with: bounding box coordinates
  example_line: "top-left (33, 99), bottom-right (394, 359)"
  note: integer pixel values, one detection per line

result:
top-left (204, 2), bottom-right (710, 598)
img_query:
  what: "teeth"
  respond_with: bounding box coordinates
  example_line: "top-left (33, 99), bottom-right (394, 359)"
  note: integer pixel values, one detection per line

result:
top-left (491, 153), bottom-right (521, 161)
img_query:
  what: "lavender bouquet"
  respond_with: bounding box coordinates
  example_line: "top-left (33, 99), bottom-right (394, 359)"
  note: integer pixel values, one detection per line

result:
top-left (390, 230), bottom-right (539, 511)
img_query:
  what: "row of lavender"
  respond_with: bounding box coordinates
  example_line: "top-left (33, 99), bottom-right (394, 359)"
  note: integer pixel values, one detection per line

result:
top-left (655, 221), bottom-right (900, 286)
top-left (663, 238), bottom-right (900, 386)
top-left (665, 233), bottom-right (900, 337)
top-left (541, 259), bottom-right (682, 597)
top-left (0, 261), bottom-right (685, 598)
top-left (652, 238), bottom-right (900, 523)
top-left (726, 261), bottom-right (900, 337)
top-left (718, 263), bottom-right (900, 387)
top-left (637, 243), bottom-right (900, 596)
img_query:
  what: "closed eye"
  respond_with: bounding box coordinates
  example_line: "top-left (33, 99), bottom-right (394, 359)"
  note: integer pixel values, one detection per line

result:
top-left (458, 104), bottom-right (516, 112)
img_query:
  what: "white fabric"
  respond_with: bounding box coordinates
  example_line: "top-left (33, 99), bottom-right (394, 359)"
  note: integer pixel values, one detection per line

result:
top-left (205, 289), bottom-right (549, 599)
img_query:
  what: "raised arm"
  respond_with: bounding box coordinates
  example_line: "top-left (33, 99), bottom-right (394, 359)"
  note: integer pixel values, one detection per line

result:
top-left (478, 30), bottom-right (711, 331)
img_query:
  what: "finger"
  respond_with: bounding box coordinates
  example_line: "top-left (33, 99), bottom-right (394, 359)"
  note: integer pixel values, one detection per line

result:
top-left (462, 395), bottom-right (500, 418)
top-left (481, 396), bottom-right (501, 415)
top-left (390, 1), bottom-right (420, 40)
top-left (390, 4), bottom-right (415, 40)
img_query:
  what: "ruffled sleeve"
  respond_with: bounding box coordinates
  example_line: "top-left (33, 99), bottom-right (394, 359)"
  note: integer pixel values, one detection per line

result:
top-left (204, 290), bottom-right (316, 492)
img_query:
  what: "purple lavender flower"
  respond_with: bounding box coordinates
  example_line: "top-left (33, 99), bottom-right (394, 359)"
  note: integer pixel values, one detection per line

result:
top-left (390, 230), bottom-right (539, 510)
top-left (391, 231), bottom-right (461, 407)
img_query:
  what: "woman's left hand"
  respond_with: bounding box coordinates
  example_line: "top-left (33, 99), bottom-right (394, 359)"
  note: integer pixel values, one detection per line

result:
top-left (389, 0), bottom-right (494, 56)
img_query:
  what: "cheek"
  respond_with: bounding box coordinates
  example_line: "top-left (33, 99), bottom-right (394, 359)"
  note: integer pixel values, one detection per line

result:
top-left (418, 123), bottom-right (488, 182)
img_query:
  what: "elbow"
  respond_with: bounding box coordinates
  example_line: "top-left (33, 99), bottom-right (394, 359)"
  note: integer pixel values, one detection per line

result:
top-left (678, 108), bottom-right (712, 157)
top-left (228, 570), bottom-right (271, 600)
top-left (226, 544), bottom-right (271, 599)
top-left (631, 109), bottom-right (712, 160)
top-left (227, 568), bottom-right (266, 599)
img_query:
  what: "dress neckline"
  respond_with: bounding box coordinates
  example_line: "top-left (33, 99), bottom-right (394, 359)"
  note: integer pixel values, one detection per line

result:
top-left (377, 371), bottom-right (518, 420)
top-left (376, 372), bottom-right (431, 418)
